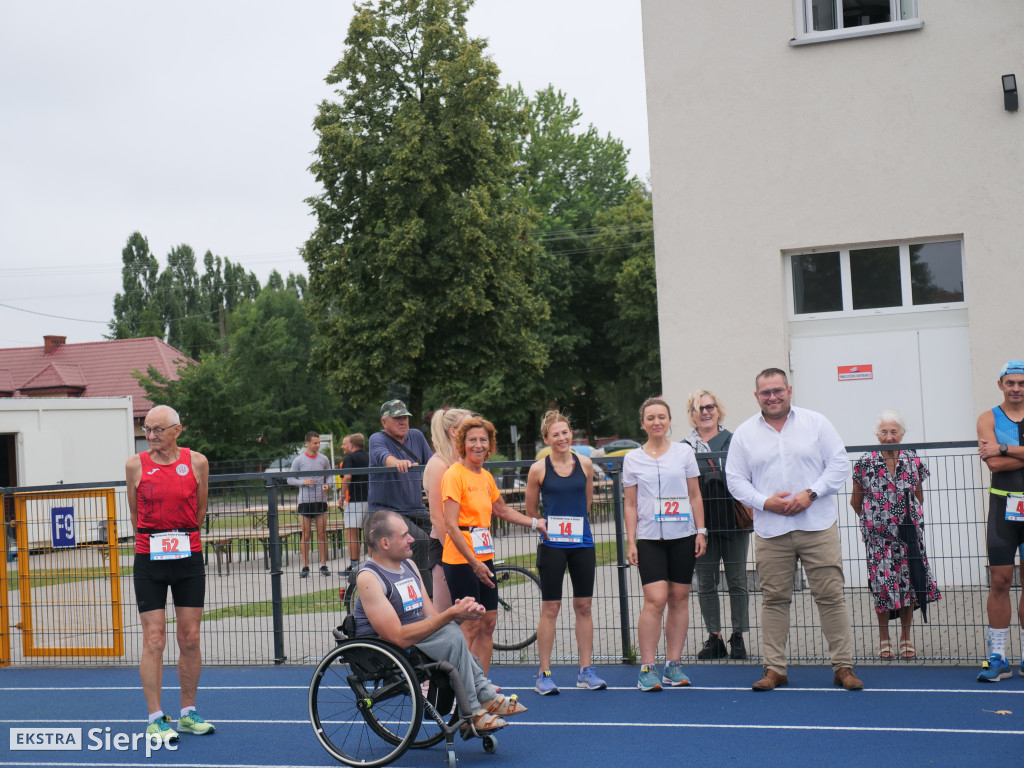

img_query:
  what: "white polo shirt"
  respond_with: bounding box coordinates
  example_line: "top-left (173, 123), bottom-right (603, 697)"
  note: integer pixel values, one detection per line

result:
top-left (726, 405), bottom-right (849, 539)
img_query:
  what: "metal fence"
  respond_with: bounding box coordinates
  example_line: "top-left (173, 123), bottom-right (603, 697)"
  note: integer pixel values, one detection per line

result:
top-left (1, 441), bottom-right (1014, 668)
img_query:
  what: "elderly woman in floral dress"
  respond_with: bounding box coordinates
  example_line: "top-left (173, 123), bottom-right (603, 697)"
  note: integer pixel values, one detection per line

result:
top-left (851, 410), bottom-right (942, 660)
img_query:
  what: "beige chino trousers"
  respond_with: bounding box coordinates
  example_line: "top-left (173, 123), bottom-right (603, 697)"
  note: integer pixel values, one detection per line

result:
top-left (755, 522), bottom-right (854, 674)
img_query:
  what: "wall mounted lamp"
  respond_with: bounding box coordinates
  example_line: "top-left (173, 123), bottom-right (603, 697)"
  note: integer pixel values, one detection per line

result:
top-left (1003, 74), bottom-right (1018, 112)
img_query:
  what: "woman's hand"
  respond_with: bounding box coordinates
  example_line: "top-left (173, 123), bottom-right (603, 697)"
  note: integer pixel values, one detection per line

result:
top-left (694, 532), bottom-right (707, 558)
top-left (627, 540), bottom-right (638, 567)
top-left (473, 559), bottom-right (495, 588)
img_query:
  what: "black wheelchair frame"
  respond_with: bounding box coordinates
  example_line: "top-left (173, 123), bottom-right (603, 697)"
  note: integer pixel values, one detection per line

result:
top-left (308, 618), bottom-right (501, 768)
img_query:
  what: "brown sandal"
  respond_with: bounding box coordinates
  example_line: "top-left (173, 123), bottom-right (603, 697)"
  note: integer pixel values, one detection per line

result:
top-left (484, 693), bottom-right (528, 717)
top-left (462, 710), bottom-right (506, 736)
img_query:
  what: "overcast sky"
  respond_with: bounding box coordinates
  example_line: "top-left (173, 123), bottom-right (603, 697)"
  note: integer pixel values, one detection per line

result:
top-left (0, 1), bottom-right (649, 349)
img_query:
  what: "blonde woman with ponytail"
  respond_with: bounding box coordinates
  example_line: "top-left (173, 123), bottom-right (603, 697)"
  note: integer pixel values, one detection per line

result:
top-left (423, 407), bottom-right (473, 612)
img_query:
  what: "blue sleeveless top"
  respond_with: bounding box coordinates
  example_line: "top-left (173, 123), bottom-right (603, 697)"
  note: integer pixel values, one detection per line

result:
top-left (539, 454), bottom-right (593, 549)
top-left (992, 407), bottom-right (1024, 494)
top-left (353, 559), bottom-right (424, 637)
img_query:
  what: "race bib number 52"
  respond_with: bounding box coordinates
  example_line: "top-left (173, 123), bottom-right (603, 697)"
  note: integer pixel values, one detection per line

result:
top-left (150, 532), bottom-right (190, 561)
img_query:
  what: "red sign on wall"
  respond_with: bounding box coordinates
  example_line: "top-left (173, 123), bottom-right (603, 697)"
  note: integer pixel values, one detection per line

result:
top-left (838, 365), bottom-right (873, 381)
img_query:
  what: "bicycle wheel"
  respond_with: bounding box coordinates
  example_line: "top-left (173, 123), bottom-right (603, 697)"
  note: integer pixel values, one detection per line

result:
top-left (309, 639), bottom-right (422, 767)
top-left (492, 564), bottom-right (542, 651)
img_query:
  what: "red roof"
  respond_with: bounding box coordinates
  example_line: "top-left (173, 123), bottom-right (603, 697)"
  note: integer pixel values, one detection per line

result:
top-left (0, 337), bottom-right (193, 418)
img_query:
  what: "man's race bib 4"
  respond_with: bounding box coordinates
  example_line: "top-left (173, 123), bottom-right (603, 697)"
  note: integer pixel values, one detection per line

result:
top-left (150, 531), bottom-right (190, 561)
top-left (655, 496), bottom-right (692, 524)
top-left (1005, 494), bottom-right (1024, 523)
top-left (395, 577), bottom-right (423, 613)
top-left (547, 515), bottom-right (585, 544)
top-left (471, 527), bottom-right (495, 556)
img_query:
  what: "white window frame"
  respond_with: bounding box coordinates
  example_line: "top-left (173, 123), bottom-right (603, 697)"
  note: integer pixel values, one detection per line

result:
top-left (791, 0), bottom-right (923, 46)
top-left (786, 237), bottom-right (966, 321)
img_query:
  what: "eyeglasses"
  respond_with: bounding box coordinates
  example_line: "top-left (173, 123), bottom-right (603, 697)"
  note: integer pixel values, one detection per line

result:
top-left (143, 424), bottom-right (179, 436)
top-left (757, 388), bottom-right (787, 399)
top-left (696, 404), bottom-right (717, 413)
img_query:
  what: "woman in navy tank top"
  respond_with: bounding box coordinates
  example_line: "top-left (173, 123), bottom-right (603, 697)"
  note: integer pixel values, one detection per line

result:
top-left (525, 411), bottom-right (606, 694)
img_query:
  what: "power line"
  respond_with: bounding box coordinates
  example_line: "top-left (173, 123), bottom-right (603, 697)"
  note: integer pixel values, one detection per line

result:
top-left (0, 301), bottom-right (107, 324)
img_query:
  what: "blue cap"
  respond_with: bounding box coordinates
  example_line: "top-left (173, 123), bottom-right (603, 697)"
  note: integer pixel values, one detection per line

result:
top-left (999, 360), bottom-right (1024, 378)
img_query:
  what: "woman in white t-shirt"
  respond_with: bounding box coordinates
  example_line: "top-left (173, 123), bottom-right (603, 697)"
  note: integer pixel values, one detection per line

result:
top-left (624, 397), bottom-right (706, 691)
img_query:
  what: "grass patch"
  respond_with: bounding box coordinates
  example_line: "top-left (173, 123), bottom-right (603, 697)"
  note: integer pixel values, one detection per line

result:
top-left (498, 540), bottom-right (621, 571)
top-left (6, 566), bottom-right (132, 591)
top-left (203, 587), bottom-right (340, 621)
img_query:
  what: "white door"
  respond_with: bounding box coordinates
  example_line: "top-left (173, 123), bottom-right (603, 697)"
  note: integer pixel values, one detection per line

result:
top-left (789, 326), bottom-right (973, 444)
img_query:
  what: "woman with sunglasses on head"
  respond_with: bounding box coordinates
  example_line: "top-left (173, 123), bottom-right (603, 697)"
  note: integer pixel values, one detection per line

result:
top-left (624, 397), bottom-right (706, 691)
top-left (526, 410), bottom-right (606, 695)
top-left (684, 390), bottom-right (751, 661)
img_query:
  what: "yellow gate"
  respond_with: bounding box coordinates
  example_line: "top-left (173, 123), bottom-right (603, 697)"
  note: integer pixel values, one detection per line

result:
top-left (4, 489), bottom-right (123, 663)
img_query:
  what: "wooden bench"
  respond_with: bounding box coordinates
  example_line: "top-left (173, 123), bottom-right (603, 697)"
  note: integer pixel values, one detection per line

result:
top-left (201, 523), bottom-right (300, 576)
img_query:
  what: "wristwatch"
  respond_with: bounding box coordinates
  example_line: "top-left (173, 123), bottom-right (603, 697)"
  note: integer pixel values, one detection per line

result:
top-left (696, 528), bottom-right (708, 536)
top-left (806, 489), bottom-right (818, 501)
top-left (999, 444), bottom-right (1009, 456)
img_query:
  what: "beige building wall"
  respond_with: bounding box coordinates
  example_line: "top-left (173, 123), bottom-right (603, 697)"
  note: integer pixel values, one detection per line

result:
top-left (642, 0), bottom-right (1024, 430)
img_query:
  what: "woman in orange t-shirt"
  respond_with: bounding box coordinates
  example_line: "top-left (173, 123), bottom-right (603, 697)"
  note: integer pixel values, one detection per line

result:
top-left (442, 416), bottom-right (547, 673)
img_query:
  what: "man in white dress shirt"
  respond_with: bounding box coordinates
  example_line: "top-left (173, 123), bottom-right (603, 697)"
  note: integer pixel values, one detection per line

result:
top-left (727, 368), bottom-right (863, 692)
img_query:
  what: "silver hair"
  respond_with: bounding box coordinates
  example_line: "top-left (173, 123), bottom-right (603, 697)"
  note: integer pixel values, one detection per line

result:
top-left (874, 409), bottom-right (906, 436)
top-left (148, 404), bottom-right (181, 426)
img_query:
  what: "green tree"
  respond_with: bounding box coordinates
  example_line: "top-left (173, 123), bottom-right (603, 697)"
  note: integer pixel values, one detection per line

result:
top-left (109, 232), bottom-right (164, 339)
top-left (590, 188), bottom-right (660, 436)
top-left (110, 232), bottom-right (263, 358)
top-left (504, 86), bottom-right (643, 440)
top-left (135, 286), bottom-right (342, 461)
top-left (303, 0), bottom-right (548, 425)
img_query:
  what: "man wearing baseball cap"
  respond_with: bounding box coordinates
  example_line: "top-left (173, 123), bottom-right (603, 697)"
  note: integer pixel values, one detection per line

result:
top-left (976, 360), bottom-right (1024, 682)
top-left (367, 399), bottom-right (435, 594)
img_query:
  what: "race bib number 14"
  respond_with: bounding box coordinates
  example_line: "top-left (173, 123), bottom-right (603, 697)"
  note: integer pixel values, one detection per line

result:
top-left (546, 515), bottom-right (584, 544)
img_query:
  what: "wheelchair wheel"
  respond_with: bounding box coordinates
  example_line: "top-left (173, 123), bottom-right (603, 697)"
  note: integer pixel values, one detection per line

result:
top-left (309, 639), bottom-right (423, 767)
top-left (342, 571), bottom-right (359, 615)
top-left (492, 564), bottom-right (542, 651)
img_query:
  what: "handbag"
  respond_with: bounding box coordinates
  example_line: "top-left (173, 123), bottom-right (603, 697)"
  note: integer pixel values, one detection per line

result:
top-left (703, 457), bottom-right (753, 530)
top-left (732, 497), bottom-right (753, 530)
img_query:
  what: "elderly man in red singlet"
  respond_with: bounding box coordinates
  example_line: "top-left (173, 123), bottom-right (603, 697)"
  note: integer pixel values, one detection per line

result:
top-left (126, 405), bottom-right (213, 744)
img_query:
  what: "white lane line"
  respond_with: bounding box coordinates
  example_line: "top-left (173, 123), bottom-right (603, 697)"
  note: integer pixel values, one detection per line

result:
top-left (2, 718), bottom-right (1022, 736)
top-left (4, 684), bottom-right (1023, 694)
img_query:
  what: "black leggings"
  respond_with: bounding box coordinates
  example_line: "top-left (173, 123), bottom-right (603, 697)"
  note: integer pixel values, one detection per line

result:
top-left (537, 544), bottom-right (596, 601)
top-left (636, 536), bottom-right (697, 586)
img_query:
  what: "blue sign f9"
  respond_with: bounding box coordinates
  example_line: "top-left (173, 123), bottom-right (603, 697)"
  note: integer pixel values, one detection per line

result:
top-left (51, 507), bottom-right (76, 548)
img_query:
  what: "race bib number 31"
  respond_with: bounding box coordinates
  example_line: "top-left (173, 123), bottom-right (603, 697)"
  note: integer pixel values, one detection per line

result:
top-left (150, 532), bottom-right (190, 561)
top-left (655, 496), bottom-right (692, 524)
top-left (547, 515), bottom-right (584, 544)
top-left (471, 527), bottom-right (495, 556)
top-left (1006, 494), bottom-right (1024, 523)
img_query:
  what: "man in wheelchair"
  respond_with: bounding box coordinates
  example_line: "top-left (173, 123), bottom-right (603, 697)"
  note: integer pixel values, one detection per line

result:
top-left (353, 510), bottom-right (528, 733)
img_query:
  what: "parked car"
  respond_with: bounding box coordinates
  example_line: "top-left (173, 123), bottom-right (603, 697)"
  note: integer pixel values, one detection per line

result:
top-left (266, 451), bottom-right (302, 472)
top-left (535, 444), bottom-right (595, 461)
top-left (598, 439), bottom-right (641, 455)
